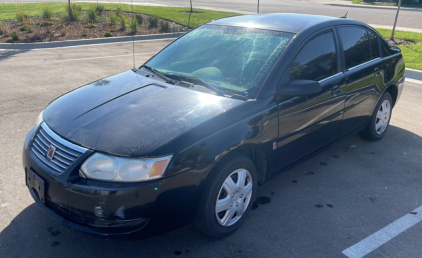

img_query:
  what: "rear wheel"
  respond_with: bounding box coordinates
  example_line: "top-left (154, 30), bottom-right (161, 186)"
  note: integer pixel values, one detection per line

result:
top-left (193, 155), bottom-right (257, 238)
top-left (360, 92), bottom-right (393, 141)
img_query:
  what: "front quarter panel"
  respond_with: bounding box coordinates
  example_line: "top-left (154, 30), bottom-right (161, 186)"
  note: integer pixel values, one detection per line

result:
top-left (151, 95), bottom-right (279, 180)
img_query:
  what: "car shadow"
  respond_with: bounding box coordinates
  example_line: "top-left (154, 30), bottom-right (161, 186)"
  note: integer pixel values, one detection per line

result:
top-left (0, 49), bottom-right (29, 62)
top-left (1, 125), bottom-right (421, 257)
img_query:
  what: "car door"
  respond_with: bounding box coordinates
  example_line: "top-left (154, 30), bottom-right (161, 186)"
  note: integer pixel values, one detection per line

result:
top-left (276, 29), bottom-right (346, 171)
top-left (337, 26), bottom-right (383, 136)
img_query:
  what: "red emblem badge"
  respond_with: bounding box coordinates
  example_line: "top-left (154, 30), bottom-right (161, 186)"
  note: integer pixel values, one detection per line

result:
top-left (46, 145), bottom-right (56, 161)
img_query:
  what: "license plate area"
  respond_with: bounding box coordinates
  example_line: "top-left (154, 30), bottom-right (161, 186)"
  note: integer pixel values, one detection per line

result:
top-left (26, 168), bottom-right (45, 204)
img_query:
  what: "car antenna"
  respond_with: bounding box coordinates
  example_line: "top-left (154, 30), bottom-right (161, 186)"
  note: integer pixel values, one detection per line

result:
top-left (340, 11), bottom-right (348, 18)
top-left (131, 0), bottom-right (135, 70)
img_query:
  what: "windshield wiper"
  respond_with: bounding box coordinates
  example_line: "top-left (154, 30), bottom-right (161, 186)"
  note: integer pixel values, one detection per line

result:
top-left (140, 65), bottom-right (175, 85)
top-left (168, 73), bottom-right (224, 96)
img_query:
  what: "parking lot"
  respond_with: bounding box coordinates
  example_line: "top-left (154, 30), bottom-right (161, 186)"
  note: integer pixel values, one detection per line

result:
top-left (1, 40), bottom-right (422, 257)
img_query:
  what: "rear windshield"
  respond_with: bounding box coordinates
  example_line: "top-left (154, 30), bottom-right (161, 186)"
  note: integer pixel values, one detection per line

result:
top-left (146, 25), bottom-right (295, 97)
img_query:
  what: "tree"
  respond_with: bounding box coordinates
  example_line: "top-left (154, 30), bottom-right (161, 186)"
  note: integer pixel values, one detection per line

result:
top-left (68, 0), bottom-right (71, 23)
top-left (390, 0), bottom-right (402, 41)
top-left (190, 0), bottom-right (193, 13)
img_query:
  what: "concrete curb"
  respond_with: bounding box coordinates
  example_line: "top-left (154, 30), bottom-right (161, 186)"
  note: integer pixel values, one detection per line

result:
top-left (0, 32), bottom-right (184, 50)
top-left (406, 68), bottom-right (422, 81)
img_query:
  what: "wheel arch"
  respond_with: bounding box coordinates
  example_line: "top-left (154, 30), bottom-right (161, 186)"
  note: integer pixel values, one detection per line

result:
top-left (385, 84), bottom-right (398, 107)
top-left (214, 144), bottom-right (268, 186)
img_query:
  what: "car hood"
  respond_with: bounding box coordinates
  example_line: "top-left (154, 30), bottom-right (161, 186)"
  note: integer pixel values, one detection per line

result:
top-left (43, 70), bottom-right (243, 157)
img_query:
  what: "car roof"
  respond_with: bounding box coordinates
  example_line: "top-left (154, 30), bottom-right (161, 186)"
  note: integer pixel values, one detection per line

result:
top-left (208, 13), bottom-right (359, 33)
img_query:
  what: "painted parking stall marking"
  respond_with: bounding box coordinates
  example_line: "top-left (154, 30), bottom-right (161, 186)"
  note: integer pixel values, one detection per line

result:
top-left (342, 205), bottom-right (422, 258)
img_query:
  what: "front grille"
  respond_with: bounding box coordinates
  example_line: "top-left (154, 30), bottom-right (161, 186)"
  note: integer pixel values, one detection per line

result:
top-left (30, 123), bottom-right (87, 174)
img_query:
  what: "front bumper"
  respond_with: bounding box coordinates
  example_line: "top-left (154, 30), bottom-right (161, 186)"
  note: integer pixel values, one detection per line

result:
top-left (23, 128), bottom-right (213, 236)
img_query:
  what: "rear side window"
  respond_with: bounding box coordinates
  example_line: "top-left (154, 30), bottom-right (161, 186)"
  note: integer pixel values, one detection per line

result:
top-left (338, 27), bottom-right (371, 69)
top-left (289, 31), bottom-right (337, 81)
top-left (367, 30), bottom-right (380, 59)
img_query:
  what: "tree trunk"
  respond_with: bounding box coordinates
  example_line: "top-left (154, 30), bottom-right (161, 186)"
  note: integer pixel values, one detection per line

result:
top-left (68, 0), bottom-right (71, 23)
top-left (190, 0), bottom-right (193, 13)
top-left (390, 0), bottom-right (402, 41)
top-left (257, 0), bottom-right (260, 14)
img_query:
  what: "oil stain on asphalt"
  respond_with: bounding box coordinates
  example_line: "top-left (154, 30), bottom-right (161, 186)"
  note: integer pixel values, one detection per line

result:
top-left (48, 227), bottom-right (61, 237)
top-left (252, 196), bottom-right (272, 210)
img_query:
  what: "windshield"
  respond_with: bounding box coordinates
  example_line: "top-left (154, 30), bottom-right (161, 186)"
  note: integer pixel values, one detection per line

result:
top-left (145, 25), bottom-right (295, 98)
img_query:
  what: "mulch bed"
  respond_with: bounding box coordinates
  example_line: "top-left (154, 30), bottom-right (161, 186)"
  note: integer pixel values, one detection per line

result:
top-left (385, 38), bottom-right (416, 46)
top-left (0, 11), bottom-right (188, 43)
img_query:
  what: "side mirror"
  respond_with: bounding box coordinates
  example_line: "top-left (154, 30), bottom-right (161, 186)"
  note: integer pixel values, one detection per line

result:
top-left (279, 80), bottom-right (322, 97)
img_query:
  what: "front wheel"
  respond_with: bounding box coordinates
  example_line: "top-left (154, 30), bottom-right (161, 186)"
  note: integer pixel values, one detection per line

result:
top-left (193, 155), bottom-right (257, 238)
top-left (360, 92), bottom-right (393, 141)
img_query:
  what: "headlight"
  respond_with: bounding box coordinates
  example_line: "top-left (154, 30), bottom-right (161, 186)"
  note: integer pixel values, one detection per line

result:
top-left (80, 153), bottom-right (172, 182)
top-left (34, 111), bottom-right (44, 131)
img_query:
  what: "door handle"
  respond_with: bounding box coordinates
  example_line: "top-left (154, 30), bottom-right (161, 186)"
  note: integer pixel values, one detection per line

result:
top-left (374, 67), bottom-right (380, 77)
top-left (331, 85), bottom-right (340, 97)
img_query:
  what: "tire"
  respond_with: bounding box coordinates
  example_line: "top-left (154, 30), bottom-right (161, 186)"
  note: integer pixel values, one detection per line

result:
top-left (359, 92), bottom-right (393, 141)
top-left (193, 155), bottom-right (257, 238)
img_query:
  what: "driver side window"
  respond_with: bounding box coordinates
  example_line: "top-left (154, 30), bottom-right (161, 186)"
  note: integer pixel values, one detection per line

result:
top-left (289, 31), bottom-right (337, 81)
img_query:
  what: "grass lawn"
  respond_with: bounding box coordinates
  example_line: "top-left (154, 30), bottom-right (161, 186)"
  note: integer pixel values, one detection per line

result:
top-left (0, 3), bottom-right (239, 28)
top-left (376, 28), bottom-right (422, 70)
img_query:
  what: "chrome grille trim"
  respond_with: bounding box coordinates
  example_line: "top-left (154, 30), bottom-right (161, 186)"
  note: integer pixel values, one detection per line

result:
top-left (30, 123), bottom-right (88, 174)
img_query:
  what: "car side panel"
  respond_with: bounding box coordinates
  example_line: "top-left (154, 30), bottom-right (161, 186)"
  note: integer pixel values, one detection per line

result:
top-left (339, 60), bottom-right (382, 136)
top-left (150, 95), bottom-right (280, 179)
top-left (276, 74), bottom-right (346, 170)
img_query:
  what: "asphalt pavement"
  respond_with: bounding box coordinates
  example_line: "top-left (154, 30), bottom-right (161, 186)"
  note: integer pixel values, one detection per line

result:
top-left (0, 0), bottom-right (421, 31)
top-left (1, 40), bottom-right (422, 257)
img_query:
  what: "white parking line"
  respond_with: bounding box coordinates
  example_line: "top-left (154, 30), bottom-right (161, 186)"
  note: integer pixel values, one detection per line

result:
top-left (55, 52), bottom-right (157, 62)
top-left (342, 206), bottom-right (422, 258)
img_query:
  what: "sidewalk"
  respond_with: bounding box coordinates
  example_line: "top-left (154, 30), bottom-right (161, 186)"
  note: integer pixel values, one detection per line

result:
top-left (322, 0), bottom-right (422, 11)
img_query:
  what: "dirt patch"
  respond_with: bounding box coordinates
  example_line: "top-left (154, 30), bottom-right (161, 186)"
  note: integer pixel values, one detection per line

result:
top-left (385, 38), bottom-right (416, 46)
top-left (0, 12), bottom-right (188, 43)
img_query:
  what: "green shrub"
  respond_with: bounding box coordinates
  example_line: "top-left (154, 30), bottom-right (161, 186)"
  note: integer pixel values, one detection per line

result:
top-left (96, 5), bottom-right (105, 14)
top-left (32, 33), bottom-right (42, 40)
top-left (109, 11), bottom-right (117, 25)
top-left (26, 25), bottom-right (32, 33)
top-left (147, 16), bottom-right (158, 27)
top-left (20, 25), bottom-right (26, 31)
top-left (10, 31), bottom-right (19, 41)
top-left (129, 17), bottom-right (137, 34)
top-left (116, 7), bottom-right (124, 17)
top-left (84, 23), bottom-right (97, 28)
top-left (1, 27), bottom-right (10, 37)
top-left (135, 14), bottom-right (143, 24)
top-left (16, 10), bottom-right (28, 23)
top-left (87, 5), bottom-right (98, 22)
top-left (159, 21), bottom-right (169, 32)
top-left (40, 21), bottom-right (53, 27)
top-left (104, 30), bottom-right (113, 37)
top-left (42, 5), bottom-right (53, 20)
top-left (119, 15), bottom-right (127, 30)
top-left (81, 29), bottom-right (87, 37)
top-left (65, 3), bottom-right (81, 21)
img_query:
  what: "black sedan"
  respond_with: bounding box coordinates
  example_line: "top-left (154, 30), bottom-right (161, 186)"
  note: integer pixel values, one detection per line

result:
top-left (23, 13), bottom-right (405, 238)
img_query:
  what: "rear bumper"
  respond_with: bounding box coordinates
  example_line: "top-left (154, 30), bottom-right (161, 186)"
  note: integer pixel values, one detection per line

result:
top-left (23, 129), bottom-right (214, 236)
